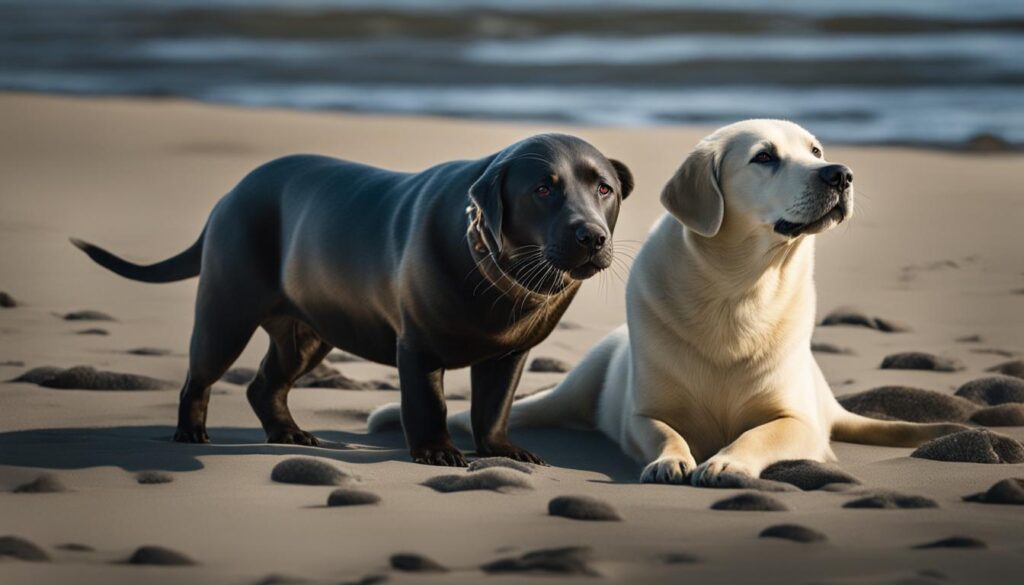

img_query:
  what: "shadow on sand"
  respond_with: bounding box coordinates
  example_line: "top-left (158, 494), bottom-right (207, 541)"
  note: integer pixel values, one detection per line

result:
top-left (0, 424), bottom-right (639, 481)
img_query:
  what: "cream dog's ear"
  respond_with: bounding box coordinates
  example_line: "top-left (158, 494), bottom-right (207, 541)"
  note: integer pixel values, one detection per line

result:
top-left (660, 140), bottom-right (725, 237)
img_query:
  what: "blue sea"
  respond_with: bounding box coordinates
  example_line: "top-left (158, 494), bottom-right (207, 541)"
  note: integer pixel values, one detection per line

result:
top-left (2, 0), bottom-right (1023, 146)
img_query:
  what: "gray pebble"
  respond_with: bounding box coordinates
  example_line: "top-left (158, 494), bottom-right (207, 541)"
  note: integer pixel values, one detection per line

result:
top-left (127, 545), bottom-right (196, 565)
top-left (759, 524), bottom-right (827, 543)
top-left (482, 547), bottom-right (598, 576)
top-left (911, 429), bottom-right (1024, 464)
top-left (467, 457), bottom-right (535, 474)
top-left (529, 357), bottom-right (571, 373)
top-left (136, 471), bottom-right (173, 484)
top-left (970, 404), bottom-right (1024, 426)
top-left (63, 310), bottom-right (115, 321)
top-left (880, 352), bottom-right (964, 372)
top-left (0, 536), bottom-right (50, 561)
top-left (843, 491), bottom-right (939, 509)
top-left (548, 495), bottom-right (622, 521)
top-left (956, 376), bottom-right (1024, 406)
top-left (761, 459), bottom-right (860, 491)
top-left (913, 536), bottom-right (986, 550)
top-left (423, 468), bottom-right (533, 493)
top-left (710, 492), bottom-right (788, 511)
top-left (327, 489), bottom-right (380, 507)
top-left (390, 553), bottom-right (447, 572)
top-left (963, 478), bottom-right (1024, 505)
top-left (271, 458), bottom-right (352, 486)
top-left (986, 359), bottom-right (1024, 379)
top-left (838, 386), bottom-right (977, 423)
top-left (14, 473), bottom-right (67, 493)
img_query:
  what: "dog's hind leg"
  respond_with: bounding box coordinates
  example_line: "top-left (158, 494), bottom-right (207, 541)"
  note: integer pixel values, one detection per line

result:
top-left (246, 317), bottom-right (333, 446)
top-left (175, 292), bottom-right (261, 443)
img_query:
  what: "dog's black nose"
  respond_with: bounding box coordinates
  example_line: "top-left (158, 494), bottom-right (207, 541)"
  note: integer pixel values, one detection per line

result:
top-left (819, 164), bottom-right (853, 190)
top-left (574, 223), bottom-right (607, 252)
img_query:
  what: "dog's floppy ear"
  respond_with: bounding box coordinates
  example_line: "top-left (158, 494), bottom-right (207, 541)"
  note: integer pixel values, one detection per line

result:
top-left (660, 141), bottom-right (725, 237)
top-left (469, 155), bottom-right (507, 254)
top-left (609, 159), bottom-right (634, 200)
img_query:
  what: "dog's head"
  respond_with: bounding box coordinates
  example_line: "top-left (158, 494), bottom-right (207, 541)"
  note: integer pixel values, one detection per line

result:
top-left (470, 133), bottom-right (633, 293)
top-left (661, 120), bottom-right (853, 239)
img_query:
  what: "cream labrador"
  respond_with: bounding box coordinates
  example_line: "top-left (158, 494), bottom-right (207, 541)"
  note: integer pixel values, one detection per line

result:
top-left (378, 119), bottom-right (966, 485)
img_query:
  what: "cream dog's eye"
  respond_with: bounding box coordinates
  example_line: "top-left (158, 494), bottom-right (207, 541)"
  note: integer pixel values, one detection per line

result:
top-left (751, 151), bottom-right (775, 164)
top-left (597, 183), bottom-right (613, 196)
top-left (811, 146), bottom-right (822, 158)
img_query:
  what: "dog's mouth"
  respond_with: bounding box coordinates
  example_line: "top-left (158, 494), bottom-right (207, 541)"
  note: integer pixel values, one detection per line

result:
top-left (568, 261), bottom-right (603, 280)
top-left (774, 203), bottom-right (847, 238)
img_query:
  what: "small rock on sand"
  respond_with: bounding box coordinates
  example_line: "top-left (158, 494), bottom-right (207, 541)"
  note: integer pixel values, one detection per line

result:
top-left (660, 552), bottom-right (701, 564)
top-left (913, 536), bottom-right (987, 550)
top-left (127, 545), bottom-right (197, 565)
top-left (548, 495), bottom-right (622, 521)
top-left (760, 460), bottom-right (861, 491)
top-left (467, 457), bottom-right (535, 474)
top-left (75, 328), bottom-right (109, 335)
top-left (126, 347), bottom-right (173, 356)
top-left (956, 334), bottom-right (983, 343)
top-left (820, 308), bottom-right (909, 333)
top-left (986, 359), bottom-right (1024, 379)
top-left (707, 473), bottom-right (798, 492)
top-left (327, 488), bottom-right (380, 507)
top-left (880, 352), bottom-right (964, 372)
top-left (271, 458), bottom-right (352, 486)
top-left (136, 471), bottom-right (173, 484)
top-left (0, 360), bottom-right (24, 366)
top-left (811, 342), bottom-right (855, 355)
top-left (843, 491), bottom-right (938, 509)
top-left (0, 536), bottom-right (50, 561)
top-left (759, 524), bottom-right (827, 543)
top-left (35, 366), bottom-right (172, 390)
top-left (482, 547), bottom-right (598, 576)
top-left (956, 376), bottom-right (1024, 405)
top-left (0, 291), bottom-right (17, 308)
top-left (963, 478), bottom-right (1024, 505)
top-left (55, 543), bottom-right (95, 552)
top-left (710, 493), bottom-right (788, 512)
top-left (222, 367), bottom-right (257, 385)
top-left (838, 386), bottom-right (977, 423)
top-left (911, 429), bottom-right (1024, 464)
top-left (423, 468), bottom-right (533, 493)
top-left (13, 473), bottom-right (67, 493)
top-left (62, 310), bottom-right (115, 321)
top-left (390, 553), bottom-right (447, 572)
top-left (295, 372), bottom-right (397, 390)
top-left (970, 404), bottom-right (1024, 426)
top-left (9, 366), bottom-right (65, 385)
top-left (529, 357), bottom-right (571, 373)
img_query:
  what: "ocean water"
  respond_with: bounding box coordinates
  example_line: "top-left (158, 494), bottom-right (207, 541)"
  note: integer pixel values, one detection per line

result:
top-left (2, 0), bottom-right (1023, 146)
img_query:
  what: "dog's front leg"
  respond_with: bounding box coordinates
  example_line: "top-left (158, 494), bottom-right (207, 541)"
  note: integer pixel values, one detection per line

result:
top-left (470, 351), bottom-right (544, 464)
top-left (691, 416), bottom-right (821, 487)
top-left (397, 343), bottom-right (466, 467)
top-left (632, 415), bottom-right (697, 485)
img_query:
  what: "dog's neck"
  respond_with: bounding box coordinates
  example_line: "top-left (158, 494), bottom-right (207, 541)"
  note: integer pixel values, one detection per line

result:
top-left (676, 217), bottom-right (816, 364)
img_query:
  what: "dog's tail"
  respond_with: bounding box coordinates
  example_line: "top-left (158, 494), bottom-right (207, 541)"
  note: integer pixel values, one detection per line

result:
top-left (70, 229), bottom-right (204, 284)
top-left (830, 409), bottom-right (968, 448)
top-left (367, 327), bottom-right (624, 436)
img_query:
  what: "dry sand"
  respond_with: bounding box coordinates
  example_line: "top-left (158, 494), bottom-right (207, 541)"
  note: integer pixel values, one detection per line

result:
top-left (1, 93), bottom-right (1022, 584)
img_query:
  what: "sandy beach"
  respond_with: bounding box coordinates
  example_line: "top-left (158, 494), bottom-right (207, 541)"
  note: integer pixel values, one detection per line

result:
top-left (1, 92), bottom-right (1023, 585)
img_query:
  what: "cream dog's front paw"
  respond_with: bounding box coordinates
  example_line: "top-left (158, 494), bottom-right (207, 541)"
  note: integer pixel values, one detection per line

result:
top-left (640, 455), bottom-right (696, 485)
top-left (690, 455), bottom-right (757, 487)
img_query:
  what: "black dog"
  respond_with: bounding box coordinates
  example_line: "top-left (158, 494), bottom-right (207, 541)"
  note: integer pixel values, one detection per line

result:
top-left (72, 134), bottom-right (633, 466)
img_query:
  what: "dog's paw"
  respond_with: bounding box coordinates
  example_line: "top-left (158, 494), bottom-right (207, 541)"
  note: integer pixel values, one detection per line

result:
top-left (477, 442), bottom-right (546, 466)
top-left (267, 428), bottom-right (320, 447)
top-left (691, 456), bottom-right (756, 487)
top-left (172, 427), bottom-right (209, 443)
top-left (411, 445), bottom-right (468, 467)
top-left (640, 456), bottom-right (695, 485)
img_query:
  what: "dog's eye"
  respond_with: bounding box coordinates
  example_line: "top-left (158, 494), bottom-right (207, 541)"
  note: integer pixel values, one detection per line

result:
top-left (751, 151), bottom-right (775, 164)
top-left (811, 146), bottom-right (822, 158)
top-left (535, 185), bottom-right (551, 197)
top-left (597, 183), bottom-right (613, 196)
